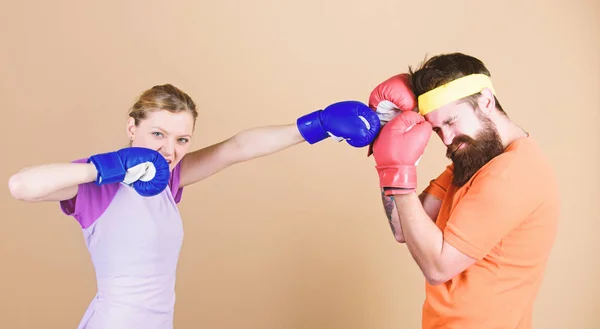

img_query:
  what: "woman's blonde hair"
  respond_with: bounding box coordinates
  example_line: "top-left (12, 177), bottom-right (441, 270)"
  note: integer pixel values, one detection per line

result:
top-left (129, 84), bottom-right (198, 126)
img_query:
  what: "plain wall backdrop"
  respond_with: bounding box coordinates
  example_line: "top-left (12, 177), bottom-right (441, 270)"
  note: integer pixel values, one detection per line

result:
top-left (1, 0), bottom-right (598, 328)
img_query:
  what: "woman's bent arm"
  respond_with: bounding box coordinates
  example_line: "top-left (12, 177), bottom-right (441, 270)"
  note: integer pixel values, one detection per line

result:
top-left (8, 162), bottom-right (98, 202)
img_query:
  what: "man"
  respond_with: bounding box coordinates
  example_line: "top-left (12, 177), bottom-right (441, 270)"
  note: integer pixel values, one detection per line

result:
top-left (367, 53), bottom-right (560, 328)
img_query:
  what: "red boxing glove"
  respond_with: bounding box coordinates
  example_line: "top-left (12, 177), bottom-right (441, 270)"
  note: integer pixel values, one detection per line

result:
top-left (369, 73), bottom-right (417, 122)
top-left (372, 111), bottom-right (432, 196)
top-left (367, 73), bottom-right (417, 156)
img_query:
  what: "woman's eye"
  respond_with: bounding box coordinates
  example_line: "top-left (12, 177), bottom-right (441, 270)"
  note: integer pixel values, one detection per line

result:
top-left (178, 138), bottom-right (189, 143)
top-left (152, 132), bottom-right (163, 137)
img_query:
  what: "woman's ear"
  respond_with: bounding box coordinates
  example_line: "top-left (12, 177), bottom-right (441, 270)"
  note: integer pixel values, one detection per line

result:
top-left (126, 117), bottom-right (136, 142)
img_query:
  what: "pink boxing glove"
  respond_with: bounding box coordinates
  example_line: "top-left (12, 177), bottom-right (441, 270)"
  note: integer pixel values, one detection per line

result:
top-left (369, 73), bottom-right (417, 123)
top-left (367, 73), bottom-right (417, 156)
top-left (371, 111), bottom-right (432, 196)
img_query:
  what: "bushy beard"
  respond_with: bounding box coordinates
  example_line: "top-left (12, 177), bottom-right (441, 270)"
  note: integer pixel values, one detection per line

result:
top-left (447, 115), bottom-right (505, 187)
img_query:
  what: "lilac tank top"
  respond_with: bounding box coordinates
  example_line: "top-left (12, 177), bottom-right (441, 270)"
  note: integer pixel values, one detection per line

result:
top-left (60, 158), bottom-right (185, 329)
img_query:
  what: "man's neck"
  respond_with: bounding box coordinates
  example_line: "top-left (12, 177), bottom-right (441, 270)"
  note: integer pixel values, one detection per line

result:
top-left (493, 113), bottom-right (529, 148)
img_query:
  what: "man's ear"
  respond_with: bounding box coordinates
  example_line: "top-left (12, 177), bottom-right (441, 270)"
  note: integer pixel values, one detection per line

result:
top-left (478, 88), bottom-right (495, 115)
top-left (126, 117), bottom-right (136, 141)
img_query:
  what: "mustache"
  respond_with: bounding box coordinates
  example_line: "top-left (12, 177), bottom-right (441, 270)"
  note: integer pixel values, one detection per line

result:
top-left (446, 135), bottom-right (476, 158)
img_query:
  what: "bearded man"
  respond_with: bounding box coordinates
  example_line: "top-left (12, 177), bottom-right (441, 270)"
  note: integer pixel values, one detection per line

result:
top-left (367, 52), bottom-right (560, 329)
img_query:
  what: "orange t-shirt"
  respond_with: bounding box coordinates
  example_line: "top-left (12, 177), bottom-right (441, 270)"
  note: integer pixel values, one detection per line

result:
top-left (421, 135), bottom-right (560, 329)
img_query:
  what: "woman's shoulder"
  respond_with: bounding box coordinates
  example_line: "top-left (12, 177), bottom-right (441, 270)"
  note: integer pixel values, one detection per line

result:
top-left (59, 157), bottom-right (121, 229)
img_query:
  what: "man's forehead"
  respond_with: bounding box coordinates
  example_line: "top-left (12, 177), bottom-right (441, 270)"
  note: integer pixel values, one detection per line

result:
top-left (424, 101), bottom-right (465, 124)
top-left (424, 106), bottom-right (450, 124)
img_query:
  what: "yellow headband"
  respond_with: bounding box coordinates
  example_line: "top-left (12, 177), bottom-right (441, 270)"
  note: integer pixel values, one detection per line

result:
top-left (417, 74), bottom-right (495, 116)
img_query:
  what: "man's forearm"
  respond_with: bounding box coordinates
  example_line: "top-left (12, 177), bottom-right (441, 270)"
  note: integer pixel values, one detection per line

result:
top-left (392, 191), bottom-right (445, 283)
top-left (380, 189), bottom-right (441, 243)
top-left (381, 189), bottom-right (405, 243)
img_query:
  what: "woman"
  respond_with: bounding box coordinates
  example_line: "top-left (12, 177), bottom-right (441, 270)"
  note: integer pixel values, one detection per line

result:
top-left (8, 84), bottom-right (380, 329)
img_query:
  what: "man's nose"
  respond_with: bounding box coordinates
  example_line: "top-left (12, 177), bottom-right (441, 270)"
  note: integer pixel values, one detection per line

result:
top-left (441, 129), bottom-right (455, 146)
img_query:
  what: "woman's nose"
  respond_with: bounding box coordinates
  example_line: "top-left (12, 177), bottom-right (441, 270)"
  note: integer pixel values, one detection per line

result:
top-left (160, 139), bottom-right (175, 155)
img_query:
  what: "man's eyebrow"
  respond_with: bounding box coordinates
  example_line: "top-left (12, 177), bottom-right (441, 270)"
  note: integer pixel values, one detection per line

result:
top-left (442, 115), bottom-right (458, 125)
top-left (429, 116), bottom-right (454, 130)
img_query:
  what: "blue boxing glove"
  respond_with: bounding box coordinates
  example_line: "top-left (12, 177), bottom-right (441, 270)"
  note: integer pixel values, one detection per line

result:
top-left (88, 147), bottom-right (171, 197)
top-left (296, 101), bottom-right (381, 147)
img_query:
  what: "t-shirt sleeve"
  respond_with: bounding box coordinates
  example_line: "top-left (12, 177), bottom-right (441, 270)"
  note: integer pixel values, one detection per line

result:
top-left (59, 158), bottom-right (119, 229)
top-left (422, 164), bottom-right (454, 201)
top-left (443, 170), bottom-right (536, 260)
top-left (168, 160), bottom-right (184, 204)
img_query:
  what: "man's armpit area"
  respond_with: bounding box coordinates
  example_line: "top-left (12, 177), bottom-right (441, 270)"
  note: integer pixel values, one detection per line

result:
top-left (420, 192), bottom-right (443, 222)
top-left (422, 184), bottom-right (446, 201)
top-left (444, 224), bottom-right (486, 261)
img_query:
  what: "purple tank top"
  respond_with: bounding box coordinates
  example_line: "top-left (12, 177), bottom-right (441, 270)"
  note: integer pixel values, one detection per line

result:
top-left (60, 158), bottom-right (185, 329)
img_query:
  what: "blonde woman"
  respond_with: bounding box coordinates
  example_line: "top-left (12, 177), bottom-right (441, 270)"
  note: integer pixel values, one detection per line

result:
top-left (8, 84), bottom-right (380, 329)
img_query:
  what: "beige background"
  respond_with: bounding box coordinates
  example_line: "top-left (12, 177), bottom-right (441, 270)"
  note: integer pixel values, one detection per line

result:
top-left (1, 0), bottom-right (598, 328)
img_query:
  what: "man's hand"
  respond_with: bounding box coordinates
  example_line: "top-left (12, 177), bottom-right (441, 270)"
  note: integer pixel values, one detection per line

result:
top-left (367, 73), bottom-right (417, 156)
top-left (369, 73), bottom-right (417, 123)
top-left (372, 111), bottom-right (432, 196)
